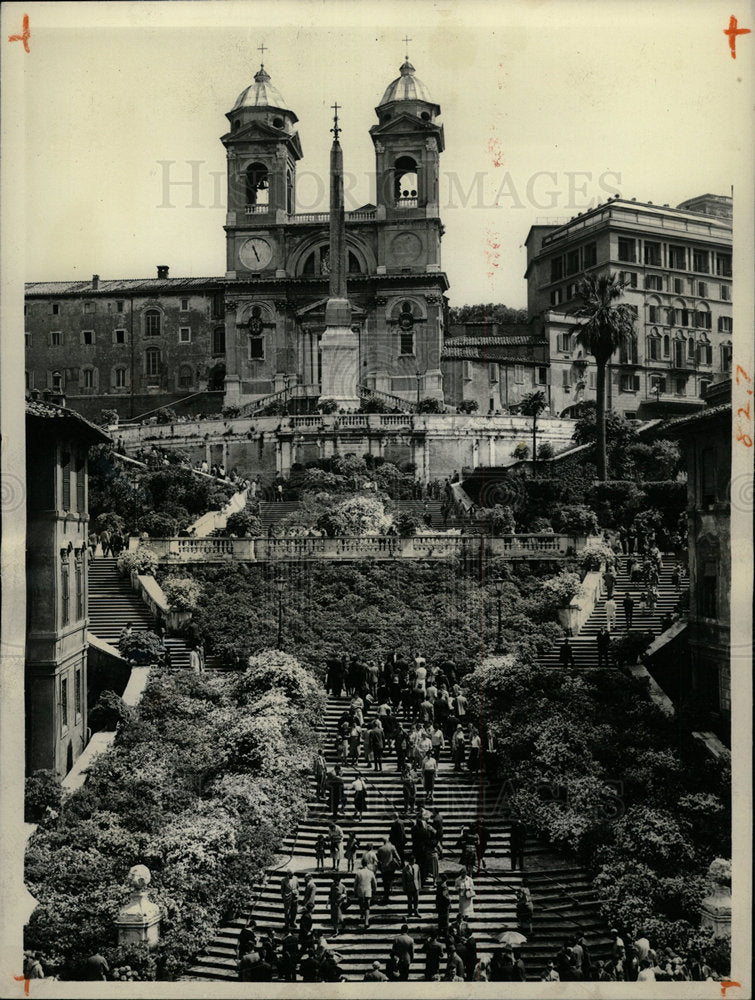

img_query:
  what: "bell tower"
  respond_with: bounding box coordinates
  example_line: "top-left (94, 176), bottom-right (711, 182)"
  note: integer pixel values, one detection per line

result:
top-left (221, 49), bottom-right (302, 279)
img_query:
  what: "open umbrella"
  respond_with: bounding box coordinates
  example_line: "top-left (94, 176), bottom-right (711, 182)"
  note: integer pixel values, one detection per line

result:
top-left (497, 929), bottom-right (527, 946)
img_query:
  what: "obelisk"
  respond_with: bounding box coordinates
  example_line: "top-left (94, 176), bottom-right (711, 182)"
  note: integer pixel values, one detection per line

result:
top-left (319, 102), bottom-right (360, 409)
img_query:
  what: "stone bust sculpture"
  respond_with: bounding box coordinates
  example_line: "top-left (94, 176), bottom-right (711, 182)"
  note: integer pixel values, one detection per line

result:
top-left (128, 865), bottom-right (152, 891)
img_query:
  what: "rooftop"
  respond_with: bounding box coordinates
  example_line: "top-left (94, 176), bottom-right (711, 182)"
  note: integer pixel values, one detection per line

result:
top-left (26, 398), bottom-right (112, 442)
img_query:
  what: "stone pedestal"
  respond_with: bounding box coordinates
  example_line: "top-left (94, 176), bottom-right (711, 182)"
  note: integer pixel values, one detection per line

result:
top-left (116, 889), bottom-right (161, 948)
top-left (319, 325), bottom-right (359, 410)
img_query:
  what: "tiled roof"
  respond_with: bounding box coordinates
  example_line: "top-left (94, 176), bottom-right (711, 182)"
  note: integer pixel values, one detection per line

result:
top-left (26, 399), bottom-right (111, 442)
top-left (25, 277), bottom-right (223, 295)
top-left (656, 403), bottom-right (730, 434)
top-left (445, 335), bottom-right (543, 347)
top-left (441, 346), bottom-right (540, 364)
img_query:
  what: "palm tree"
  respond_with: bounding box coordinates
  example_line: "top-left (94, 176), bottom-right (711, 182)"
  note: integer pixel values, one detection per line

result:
top-left (573, 272), bottom-right (636, 481)
top-left (519, 390), bottom-right (547, 468)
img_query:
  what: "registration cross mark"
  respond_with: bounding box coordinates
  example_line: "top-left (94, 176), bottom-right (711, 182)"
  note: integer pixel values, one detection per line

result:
top-left (8, 14), bottom-right (30, 53)
top-left (724, 15), bottom-right (750, 58)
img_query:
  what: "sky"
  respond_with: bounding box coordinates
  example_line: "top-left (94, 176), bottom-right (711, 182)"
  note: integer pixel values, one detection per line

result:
top-left (16, 0), bottom-right (750, 308)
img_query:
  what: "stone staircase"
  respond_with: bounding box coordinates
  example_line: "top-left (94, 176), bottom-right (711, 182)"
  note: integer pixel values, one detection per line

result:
top-left (187, 694), bottom-right (613, 982)
top-left (539, 555), bottom-right (686, 669)
top-left (87, 558), bottom-right (192, 670)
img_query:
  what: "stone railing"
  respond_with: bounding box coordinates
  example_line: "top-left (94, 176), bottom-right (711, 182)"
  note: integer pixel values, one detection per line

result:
top-left (146, 533), bottom-right (584, 564)
top-left (132, 571), bottom-right (191, 632)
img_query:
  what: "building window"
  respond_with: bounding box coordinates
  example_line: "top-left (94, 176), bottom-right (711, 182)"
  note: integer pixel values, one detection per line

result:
top-left (583, 243), bottom-right (597, 268)
top-left (537, 366), bottom-right (547, 385)
top-left (514, 365), bottom-right (525, 384)
top-left (648, 337), bottom-right (660, 360)
top-left (715, 253), bottom-right (732, 277)
top-left (61, 675), bottom-right (69, 731)
top-left (399, 331), bottom-right (415, 356)
top-left (561, 369), bottom-right (570, 389)
top-left (248, 334), bottom-right (264, 360)
top-left (720, 344), bottom-right (732, 372)
top-left (25, 332), bottom-right (31, 348)
top-left (75, 562), bottom-right (84, 620)
top-left (566, 249), bottom-right (580, 275)
top-left (114, 328), bottom-right (126, 344)
top-left (144, 309), bottom-right (161, 337)
top-left (463, 361), bottom-right (473, 381)
top-left (620, 335), bottom-right (639, 365)
top-left (179, 327), bottom-right (191, 343)
top-left (699, 379), bottom-right (711, 397)
top-left (489, 364), bottom-right (498, 383)
top-left (84, 301), bottom-right (95, 313)
top-left (74, 668), bottom-right (82, 718)
top-left (82, 368), bottom-right (94, 389)
top-left (721, 284), bottom-right (731, 301)
top-left (550, 288), bottom-right (563, 306)
top-left (246, 162), bottom-right (270, 206)
top-left (695, 310), bottom-right (711, 329)
top-left (114, 367), bottom-right (127, 389)
top-left (52, 302), bottom-right (60, 315)
top-left (676, 376), bottom-right (687, 396)
top-left (550, 257), bottom-right (563, 282)
top-left (693, 249), bottom-right (710, 273)
top-left (668, 245), bottom-right (687, 270)
top-left (25, 370), bottom-right (32, 390)
top-left (116, 300), bottom-right (124, 313)
top-left (680, 308), bottom-right (691, 327)
top-left (61, 450), bottom-right (71, 509)
top-left (663, 334), bottom-right (670, 358)
top-left (701, 574), bottom-right (717, 619)
top-left (698, 281), bottom-right (707, 297)
top-left (181, 298), bottom-right (189, 311)
top-left (620, 373), bottom-right (640, 392)
top-left (211, 292), bottom-right (225, 320)
top-left (556, 332), bottom-right (571, 352)
top-left (617, 237), bottom-right (635, 263)
top-left (145, 347), bottom-right (161, 378)
top-left (589, 372), bottom-right (596, 390)
top-left (82, 330), bottom-right (94, 346)
top-left (619, 270), bottom-right (637, 288)
top-left (687, 338), bottom-right (695, 360)
top-left (697, 343), bottom-right (712, 366)
top-left (212, 326), bottom-right (226, 356)
top-left (648, 305), bottom-right (660, 323)
top-left (178, 365), bottom-right (193, 389)
top-left (50, 331), bottom-right (62, 346)
top-left (644, 242), bottom-right (662, 266)
top-left (61, 563), bottom-right (70, 627)
top-left (673, 278), bottom-right (683, 294)
top-left (394, 156), bottom-right (419, 204)
top-left (650, 375), bottom-right (667, 395)
top-left (645, 274), bottom-right (663, 291)
top-left (718, 316), bottom-right (733, 334)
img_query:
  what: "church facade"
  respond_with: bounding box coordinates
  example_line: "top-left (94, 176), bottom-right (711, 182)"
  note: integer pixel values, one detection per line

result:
top-left (24, 57), bottom-right (450, 419)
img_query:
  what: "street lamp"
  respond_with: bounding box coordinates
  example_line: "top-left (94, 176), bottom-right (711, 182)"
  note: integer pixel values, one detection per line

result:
top-left (276, 576), bottom-right (285, 649)
top-left (495, 582), bottom-right (504, 653)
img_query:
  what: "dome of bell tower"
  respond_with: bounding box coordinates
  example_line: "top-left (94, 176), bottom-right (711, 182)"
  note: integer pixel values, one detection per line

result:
top-left (379, 60), bottom-right (435, 105)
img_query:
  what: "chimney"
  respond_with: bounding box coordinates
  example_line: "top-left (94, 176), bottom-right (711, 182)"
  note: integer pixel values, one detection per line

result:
top-left (29, 388), bottom-right (40, 402)
top-left (92, 274), bottom-right (99, 289)
top-left (157, 265), bottom-right (169, 280)
top-left (51, 370), bottom-right (66, 408)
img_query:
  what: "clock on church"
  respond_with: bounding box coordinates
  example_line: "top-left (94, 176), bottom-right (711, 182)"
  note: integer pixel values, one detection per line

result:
top-left (390, 231), bottom-right (422, 264)
top-left (239, 237), bottom-right (273, 271)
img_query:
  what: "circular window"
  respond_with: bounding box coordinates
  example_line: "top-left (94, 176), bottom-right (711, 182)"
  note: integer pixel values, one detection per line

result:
top-left (381, 113), bottom-right (392, 124)
top-left (420, 111), bottom-right (430, 121)
top-left (273, 116), bottom-right (284, 129)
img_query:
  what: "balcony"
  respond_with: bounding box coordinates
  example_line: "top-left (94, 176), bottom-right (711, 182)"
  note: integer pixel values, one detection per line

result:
top-left (395, 197), bottom-right (418, 209)
top-left (244, 205), bottom-right (269, 216)
top-left (287, 209), bottom-right (377, 224)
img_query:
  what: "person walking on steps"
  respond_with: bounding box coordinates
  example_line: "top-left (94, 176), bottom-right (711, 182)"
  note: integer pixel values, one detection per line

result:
top-left (559, 637), bottom-right (575, 669)
top-left (604, 595), bottom-right (617, 632)
top-left (597, 626), bottom-right (611, 668)
top-left (402, 853), bottom-right (421, 919)
top-left (510, 818), bottom-right (527, 871)
top-left (353, 858), bottom-right (378, 930)
top-left (623, 591), bottom-right (635, 630)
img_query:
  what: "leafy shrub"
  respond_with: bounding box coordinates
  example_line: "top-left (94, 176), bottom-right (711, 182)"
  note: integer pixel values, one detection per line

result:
top-left (537, 441), bottom-right (554, 459)
top-left (396, 511), bottom-right (421, 537)
top-left (485, 504), bottom-right (516, 535)
top-left (318, 398), bottom-right (338, 414)
top-left (416, 397), bottom-right (444, 413)
top-left (155, 407), bottom-right (178, 424)
top-left (541, 570), bottom-right (583, 607)
top-left (162, 576), bottom-right (203, 612)
top-left (530, 516), bottom-right (554, 533)
top-left (96, 511), bottom-right (126, 535)
top-left (359, 394), bottom-right (390, 413)
top-left (117, 547), bottom-right (159, 576)
top-left (221, 405), bottom-right (240, 419)
top-left (99, 408), bottom-right (119, 426)
top-left (609, 630), bottom-right (655, 667)
top-left (137, 511), bottom-right (179, 537)
top-left (259, 400), bottom-right (286, 415)
top-left (551, 504), bottom-right (600, 536)
top-left (25, 770), bottom-right (63, 824)
top-left (580, 542), bottom-right (616, 571)
top-left (512, 442), bottom-right (530, 460)
top-left (118, 630), bottom-right (165, 665)
top-left (458, 399), bottom-right (479, 414)
top-left (88, 690), bottom-right (135, 732)
top-left (589, 481), bottom-right (645, 528)
top-left (225, 509), bottom-right (262, 537)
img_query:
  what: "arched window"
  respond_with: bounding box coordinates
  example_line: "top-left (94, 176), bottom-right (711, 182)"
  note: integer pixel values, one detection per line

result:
top-left (647, 329), bottom-right (661, 361)
top-left (178, 365), bottom-right (193, 389)
top-left (81, 367), bottom-right (97, 391)
top-left (113, 366), bottom-right (127, 390)
top-left (663, 334), bottom-right (670, 358)
top-left (300, 246), bottom-right (365, 276)
top-left (398, 301), bottom-right (415, 356)
top-left (145, 347), bottom-right (161, 382)
top-left (673, 338), bottom-right (685, 368)
top-left (245, 162), bottom-right (269, 206)
top-left (248, 306), bottom-right (265, 360)
top-left (394, 156), bottom-right (418, 206)
top-left (144, 309), bottom-right (161, 337)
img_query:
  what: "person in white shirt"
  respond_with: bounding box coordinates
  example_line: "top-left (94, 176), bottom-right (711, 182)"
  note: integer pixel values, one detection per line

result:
top-left (604, 596), bottom-right (617, 631)
top-left (637, 959), bottom-right (656, 982)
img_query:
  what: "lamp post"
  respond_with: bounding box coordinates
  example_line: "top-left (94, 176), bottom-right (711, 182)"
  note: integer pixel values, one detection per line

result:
top-left (276, 577), bottom-right (285, 649)
top-left (495, 583), bottom-right (504, 653)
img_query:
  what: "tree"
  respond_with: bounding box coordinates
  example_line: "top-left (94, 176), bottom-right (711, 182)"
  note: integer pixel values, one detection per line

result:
top-left (573, 272), bottom-right (636, 480)
top-left (519, 390), bottom-right (547, 468)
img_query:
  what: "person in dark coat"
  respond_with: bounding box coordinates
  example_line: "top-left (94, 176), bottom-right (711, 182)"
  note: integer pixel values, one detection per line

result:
top-left (623, 592), bottom-right (635, 630)
top-left (510, 819), bottom-right (526, 870)
top-left (596, 627), bottom-right (611, 668)
top-left (559, 638), bottom-right (575, 668)
top-left (390, 815), bottom-right (407, 864)
top-left (327, 766), bottom-right (345, 820)
top-left (435, 873), bottom-right (451, 938)
top-left (423, 930), bottom-right (444, 980)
